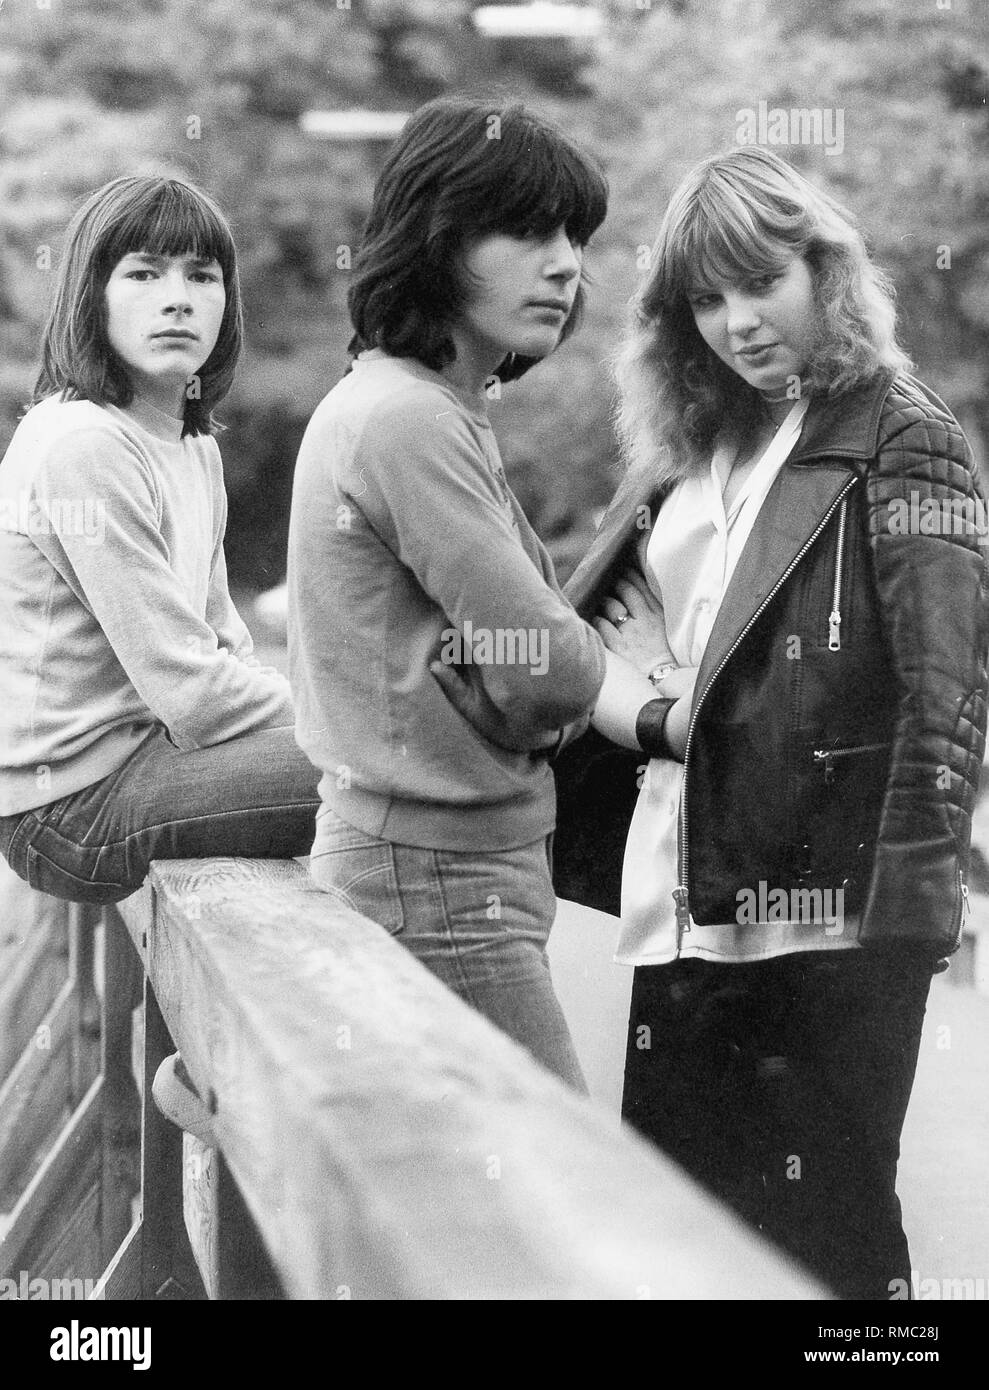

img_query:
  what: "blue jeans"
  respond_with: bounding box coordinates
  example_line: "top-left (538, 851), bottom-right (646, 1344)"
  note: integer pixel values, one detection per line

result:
top-left (309, 806), bottom-right (587, 1092)
top-left (0, 725), bottom-right (320, 904)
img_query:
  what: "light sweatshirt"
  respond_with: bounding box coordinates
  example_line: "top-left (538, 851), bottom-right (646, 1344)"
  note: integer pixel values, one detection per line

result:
top-left (0, 394), bottom-right (294, 816)
top-left (287, 351), bottom-right (606, 851)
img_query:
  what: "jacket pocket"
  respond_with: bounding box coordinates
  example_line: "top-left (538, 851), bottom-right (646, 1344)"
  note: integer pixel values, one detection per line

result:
top-left (792, 737), bottom-right (893, 910)
top-left (811, 738), bottom-right (892, 786)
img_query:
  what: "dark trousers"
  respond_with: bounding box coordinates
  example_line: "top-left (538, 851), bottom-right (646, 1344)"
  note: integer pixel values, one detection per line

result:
top-left (622, 949), bottom-right (934, 1300)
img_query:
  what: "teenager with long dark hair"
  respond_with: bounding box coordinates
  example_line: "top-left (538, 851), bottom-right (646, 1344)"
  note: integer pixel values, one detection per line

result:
top-left (287, 97), bottom-right (613, 1087)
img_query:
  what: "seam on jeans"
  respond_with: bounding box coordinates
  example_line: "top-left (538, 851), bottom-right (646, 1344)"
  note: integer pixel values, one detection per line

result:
top-left (429, 848), bottom-right (478, 1003)
top-left (26, 841), bottom-right (130, 894)
top-left (313, 880), bottom-right (363, 919)
top-left (4, 812), bottom-right (35, 865)
top-left (34, 799), bottom-right (320, 852)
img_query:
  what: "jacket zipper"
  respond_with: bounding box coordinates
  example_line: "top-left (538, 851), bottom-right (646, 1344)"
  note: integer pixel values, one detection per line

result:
top-left (812, 739), bottom-right (891, 786)
top-left (828, 497), bottom-right (848, 651)
top-left (674, 475), bottom-right (859, 952)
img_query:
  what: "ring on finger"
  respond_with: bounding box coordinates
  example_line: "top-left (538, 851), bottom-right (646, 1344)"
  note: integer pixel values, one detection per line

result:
top-left (614, 611), bottom-right (630, 627)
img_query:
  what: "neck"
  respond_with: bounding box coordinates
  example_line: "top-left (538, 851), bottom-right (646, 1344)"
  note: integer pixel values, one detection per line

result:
top-left (759, 391), bottom-right (796, 428)
top-left (440, 325), bottom-right (507, 403)
top-left (129, 381), bottom-right (187, 421)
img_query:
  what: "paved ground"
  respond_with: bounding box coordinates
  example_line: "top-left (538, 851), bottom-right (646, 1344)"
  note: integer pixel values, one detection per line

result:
top-left (899, 925), bottom-right (989, 1291)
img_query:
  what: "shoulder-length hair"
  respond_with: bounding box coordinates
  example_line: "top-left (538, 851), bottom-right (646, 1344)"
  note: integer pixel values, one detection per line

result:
top-left (614, 146), bottom-right (912, 483)
top-left (347, 95), bottom-right (608, 383)
top-left (35, 175), bottom-right (243, 436)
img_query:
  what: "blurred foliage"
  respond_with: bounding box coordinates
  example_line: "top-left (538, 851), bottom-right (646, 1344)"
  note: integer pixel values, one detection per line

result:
top-left (1, 0), bottom-right (986, 586)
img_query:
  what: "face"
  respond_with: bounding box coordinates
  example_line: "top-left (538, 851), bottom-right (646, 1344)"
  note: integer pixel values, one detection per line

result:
top-left (104, 250), bottom-right (226, 416)
top-left (451, 226), bottom-right (583, 382)
top-left (687, 252), bottom-right (818, 396)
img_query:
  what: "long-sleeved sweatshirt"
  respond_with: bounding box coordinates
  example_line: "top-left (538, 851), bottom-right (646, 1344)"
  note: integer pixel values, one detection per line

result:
top-left (0, 393), bottom-right (294, 815)
top-left (287, 351), bottom-right (606, 851)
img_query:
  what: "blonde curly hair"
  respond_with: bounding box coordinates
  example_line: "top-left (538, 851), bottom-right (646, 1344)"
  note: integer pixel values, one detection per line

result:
top-left (614, 147), bottom-right (911, 484)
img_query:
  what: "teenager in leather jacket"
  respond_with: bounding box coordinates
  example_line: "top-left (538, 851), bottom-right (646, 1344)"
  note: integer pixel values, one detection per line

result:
top-left (556, 367), bottom-right (987, 954)
top-left (553, 149), bottom-right (988, 1300)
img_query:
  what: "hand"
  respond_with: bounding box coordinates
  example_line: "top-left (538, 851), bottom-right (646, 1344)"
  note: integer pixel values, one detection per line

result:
top-left (652, 665), bottom-right (699, 702)
top-left (593, 566), bottom-right (670, 676)
top-left (429, 660), bottom-right (559, 754)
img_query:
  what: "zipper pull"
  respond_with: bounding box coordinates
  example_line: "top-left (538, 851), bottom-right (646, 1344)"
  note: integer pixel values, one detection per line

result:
top-left (962, 879), bottom-right (971, 920)
top-left (673, 886), bottom-right (690, 938)
top-left (828, 610), bottom-right (841, 651)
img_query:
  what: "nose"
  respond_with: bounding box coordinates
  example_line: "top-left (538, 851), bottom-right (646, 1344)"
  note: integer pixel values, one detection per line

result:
top-left (160, 267), bottom-right (194, 314)
top-left (542, 228), bottom-right (582, 284)
top-left (723, 290), bottom-right (761, 339)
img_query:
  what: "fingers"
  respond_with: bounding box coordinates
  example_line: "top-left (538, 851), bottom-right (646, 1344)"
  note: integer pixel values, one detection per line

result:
top-left (654, 665), bottom-right (698, 700)
top-left (602, 574), bottom-right (659, 625)
top-left (612, 571), bottom-right (651, 606)
top-left (613, 571), bottom-right (663, 614)
top-left (429, 659), bottom-right (475, 709)
top-left (599, 595), bottom-right (631, 628)
top-left (593, 615), bottom-right (624, 649)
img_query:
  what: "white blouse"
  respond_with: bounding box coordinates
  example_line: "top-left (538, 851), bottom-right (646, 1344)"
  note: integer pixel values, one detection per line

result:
top-left (617, 397), bottom-right (861, 966)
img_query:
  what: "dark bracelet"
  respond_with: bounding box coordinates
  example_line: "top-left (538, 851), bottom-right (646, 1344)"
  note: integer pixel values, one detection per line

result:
top-left (635, 697), bottom-right (678, 759)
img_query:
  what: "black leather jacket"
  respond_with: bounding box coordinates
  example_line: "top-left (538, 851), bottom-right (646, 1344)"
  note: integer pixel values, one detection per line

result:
top-left (553, 371), bottom-right (989, 955)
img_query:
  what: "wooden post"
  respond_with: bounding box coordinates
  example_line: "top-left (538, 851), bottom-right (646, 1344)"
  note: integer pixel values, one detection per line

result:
top-left (137, 978), bottom-right (205, 1299)
top-left (67, 903), bottom-right (101, 1106)
top-left (99, 909), bottom-right (143, 1268)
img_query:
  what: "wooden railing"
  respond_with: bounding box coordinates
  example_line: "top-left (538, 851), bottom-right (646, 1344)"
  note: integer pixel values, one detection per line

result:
top-left (1, 857), bottom-right (826, 1300)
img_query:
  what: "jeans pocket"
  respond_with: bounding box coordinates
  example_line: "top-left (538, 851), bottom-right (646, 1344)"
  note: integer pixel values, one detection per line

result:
top-left (20, 837), bottom-right (131, 904)
top-left (310, 834), bottom-right (405, 936)
top-left (0, 810), bottom-right (30, 865)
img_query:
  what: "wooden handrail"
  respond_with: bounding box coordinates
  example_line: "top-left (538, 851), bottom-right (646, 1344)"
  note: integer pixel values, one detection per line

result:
top-left (106, 855), bottom-right (826, 1301)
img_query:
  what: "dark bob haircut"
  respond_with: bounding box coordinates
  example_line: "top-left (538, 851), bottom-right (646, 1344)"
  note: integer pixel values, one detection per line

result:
top-left (35, 175), bottom-right (243, 436)
top-left (347, 95), bottom-right (608, 382)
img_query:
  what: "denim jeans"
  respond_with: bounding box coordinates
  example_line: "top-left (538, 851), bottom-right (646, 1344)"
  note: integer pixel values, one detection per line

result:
top-left (309, 806), bottom-right (587, 1092)
top-left (0, 725), bottom-right (320, 904)
top-left (622, 949), bottom-right (934, 1300)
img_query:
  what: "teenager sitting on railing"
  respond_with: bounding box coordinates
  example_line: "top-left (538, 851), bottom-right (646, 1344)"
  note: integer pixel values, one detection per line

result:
top-left (0, 176), bottom-right (321, 1134)
top-left (0, 175), bottom-right (319, 903)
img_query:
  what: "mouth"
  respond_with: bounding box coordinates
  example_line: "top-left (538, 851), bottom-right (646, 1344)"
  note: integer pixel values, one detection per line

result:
top-left (152, 329), bottom-right (198, 342)
top-left (736, 342), bottom-right (778, 360)
top-left (526, 300), bottom-right (570, 315)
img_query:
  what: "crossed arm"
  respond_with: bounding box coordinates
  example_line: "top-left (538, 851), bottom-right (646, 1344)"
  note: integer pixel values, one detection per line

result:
top-left (433, 554), bottom-right (696, 761)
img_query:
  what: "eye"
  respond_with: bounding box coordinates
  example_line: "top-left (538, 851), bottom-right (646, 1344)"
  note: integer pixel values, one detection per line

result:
top-left (191, 267), bottom-right (222, 283)
top-left (689, 291), bottom-right (720, 310)
top-left (747, 272), bottom-right (783, 293)
top-left (125, 268), bottom-right (156, 281)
